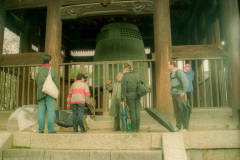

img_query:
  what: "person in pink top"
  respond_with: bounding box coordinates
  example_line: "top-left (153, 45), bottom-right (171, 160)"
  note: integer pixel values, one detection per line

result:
top-left (67, 73), bottom-right (90, 133)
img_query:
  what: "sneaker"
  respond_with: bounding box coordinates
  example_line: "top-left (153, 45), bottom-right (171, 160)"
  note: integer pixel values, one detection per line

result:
top-left (80, 130), bottom-right (87, 133)
top-left (48, 130), bottom-right (57, 134)
top-left (112, 129), bottom-right (120, 132)
top-left (174, 127), bottom-right (181, 132)
top-left (180, 129), bottom-right (188, 132)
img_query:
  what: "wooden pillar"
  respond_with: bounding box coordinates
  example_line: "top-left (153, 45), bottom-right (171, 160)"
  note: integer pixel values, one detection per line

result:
top-left (45, 0), bottom-right (62, 109)
top-left (20, 14), bottom-right (32, 53)
top-left (153, 0), bottom-right (174, 120)
top-left (0, 0), bottom-right (5, 55)
top-left (45, 0), bottom-right (62, 77)
top-left (219, 0), bottom-right (240, 123)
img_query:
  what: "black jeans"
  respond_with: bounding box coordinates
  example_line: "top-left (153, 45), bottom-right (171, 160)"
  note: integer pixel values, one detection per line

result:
top-left (72, 104), bottom-right (85, 132)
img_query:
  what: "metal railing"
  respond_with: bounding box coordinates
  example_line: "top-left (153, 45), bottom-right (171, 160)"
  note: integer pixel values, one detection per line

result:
top-left (0, 58), bottom-right (229, 111)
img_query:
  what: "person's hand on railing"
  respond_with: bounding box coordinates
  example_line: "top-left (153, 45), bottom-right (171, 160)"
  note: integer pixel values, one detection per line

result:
top-left (106, 80), bottom-right (111, 84)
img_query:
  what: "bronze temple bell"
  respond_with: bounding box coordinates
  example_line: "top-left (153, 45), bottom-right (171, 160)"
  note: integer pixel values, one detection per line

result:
top-left (93, 22), bottom-right (148, 86)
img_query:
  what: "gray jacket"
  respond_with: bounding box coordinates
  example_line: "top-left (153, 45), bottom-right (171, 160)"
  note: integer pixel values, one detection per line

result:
top-left (170, 69), bottom-right (189, 94)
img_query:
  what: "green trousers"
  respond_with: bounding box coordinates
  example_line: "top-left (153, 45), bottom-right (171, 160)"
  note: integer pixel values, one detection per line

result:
top-left (126, 93), bottom-right (140, 132)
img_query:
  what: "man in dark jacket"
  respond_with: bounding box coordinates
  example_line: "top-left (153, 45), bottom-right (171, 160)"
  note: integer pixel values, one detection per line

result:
top-left (121, 64), bottom-right (140, 132)
top-left (36, 54), bottom-right (59, 133)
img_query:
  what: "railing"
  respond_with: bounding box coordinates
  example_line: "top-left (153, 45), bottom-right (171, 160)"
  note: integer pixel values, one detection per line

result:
top-left (0, 64), bottom-right (40, 110)
top-left (0, 58), bottom-right (229, 111)
top-left (176, 58), bottom-right (228, 108)
top-left (58, 60), bottom-right (154, 113)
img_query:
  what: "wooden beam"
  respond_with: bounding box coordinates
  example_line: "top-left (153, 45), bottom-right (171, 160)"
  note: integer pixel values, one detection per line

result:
top-left (4, 0), bottom-right (99, 10)
top-left (4, 0), bottom-right (145, 10)
top-left (0, 52), bottom-right (44, 66)
top-left (0, 45), bottom-right (226, 65)
top-left (172, 44), bottom-right (226, 59)
top-left (60, 1), bottom-right (154, 20)
top-left (4, 0), bottom-right (48, 10)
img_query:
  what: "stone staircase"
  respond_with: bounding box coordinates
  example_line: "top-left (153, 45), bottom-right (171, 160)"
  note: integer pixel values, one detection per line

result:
top-left (1, 130), bottom-right (240, 160)
top-left (86, 107), bottom-right (238, 132)
top-left (0, 107), bottom-right (239, 160)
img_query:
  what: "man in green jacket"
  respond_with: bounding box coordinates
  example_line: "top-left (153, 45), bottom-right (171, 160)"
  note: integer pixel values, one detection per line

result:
top-left (106, 73), bottom-right (123, 131)
top-left (35, 54), bottom-right (59, 133)
top-left (121, 64), bottom-right (141, 132)
top-left (168, 60), bottom-right (189, 132)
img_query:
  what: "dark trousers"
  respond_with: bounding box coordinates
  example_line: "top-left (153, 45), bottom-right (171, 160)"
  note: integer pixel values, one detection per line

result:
top-left (72, 104), bottom-right (85, 132)
top-left (126, 93), bottom-right (141, 132)
top-left (172, 94), bottom-right (186, 129)
top-left (114, 103), bottom-right (121, 130)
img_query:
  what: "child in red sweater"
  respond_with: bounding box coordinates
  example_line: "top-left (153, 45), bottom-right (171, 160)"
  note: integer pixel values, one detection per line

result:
top-left (67, 73), bottom-right (90, 132)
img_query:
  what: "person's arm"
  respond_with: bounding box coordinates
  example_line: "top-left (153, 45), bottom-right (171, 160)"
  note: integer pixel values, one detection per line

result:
top-left (121, 77), bottom-right (127, 102)
top-left (177, 70), bottom-right (189, 97)
top-left (105, 80), bottom-right (113, 91)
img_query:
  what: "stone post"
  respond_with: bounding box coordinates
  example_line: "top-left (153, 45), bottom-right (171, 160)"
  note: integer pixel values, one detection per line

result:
top-left (153, 0), bottom-right (174, 120)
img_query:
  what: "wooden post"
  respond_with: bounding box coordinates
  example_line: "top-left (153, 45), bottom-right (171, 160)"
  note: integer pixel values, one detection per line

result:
top-left (207, 0), bottom-right (219, 107)
top-left (45, 0), bottom-right (62, 109)
top-left (0, 0), bottom-right (5, 55)
top-left (153, 0), bottom-right (174, 120)
top-left (45, 0), bottom-right (62, 76)
top-left (20, 13), bottom-right (32, 53)
top-left (219, 0), bottom-right (240, 123)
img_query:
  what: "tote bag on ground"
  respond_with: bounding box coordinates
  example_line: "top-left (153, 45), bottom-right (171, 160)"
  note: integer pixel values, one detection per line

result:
top-left (42, 67), bottom-right (59, 99)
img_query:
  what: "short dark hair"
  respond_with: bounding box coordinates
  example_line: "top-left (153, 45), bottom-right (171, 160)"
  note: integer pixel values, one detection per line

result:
top-left (169, 59), bottom-right (177, 67)
top-left (41, 54), bottom-right (51, 64)
top-left (124, 64), bottom-right (133, 72)
top-left (76, 73), bottom-right (86, 80)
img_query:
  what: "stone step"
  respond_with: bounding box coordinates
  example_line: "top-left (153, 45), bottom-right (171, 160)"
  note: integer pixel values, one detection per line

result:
top-left (8, 130), bottom-right (240, 150)
top-left (3, 149), bottom-right (163, 160)
top-left (1, 130), bottom-right (240, 160)
top-left (0, 108), bottom-right (234, 132)
top-left (83, 108), bottom-right (236, 131)
top-left (12, 131), bottom-right (162, 150)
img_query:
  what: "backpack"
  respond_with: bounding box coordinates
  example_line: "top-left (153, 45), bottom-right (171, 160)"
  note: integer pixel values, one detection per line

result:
top-left (137, 80), bottom-right (151, 97)
top-left (173, 69), bottom-right (194, 93)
